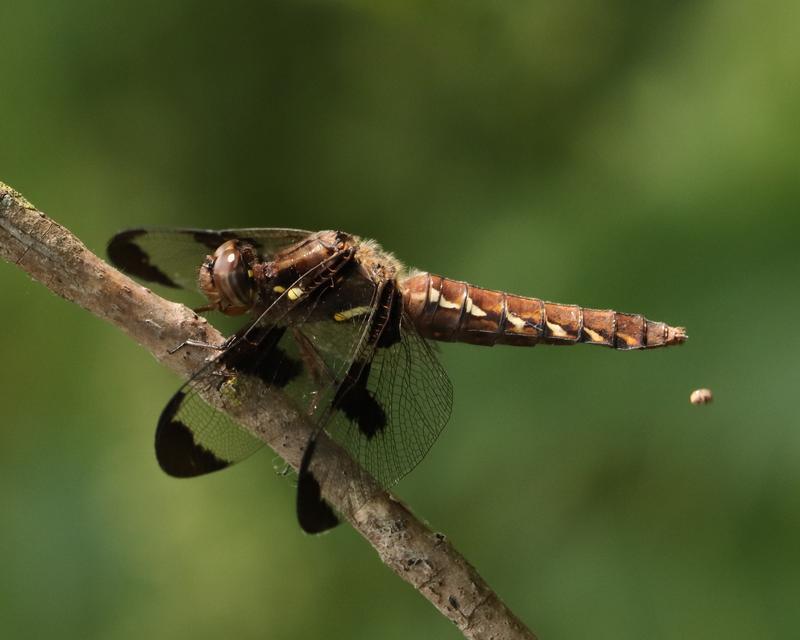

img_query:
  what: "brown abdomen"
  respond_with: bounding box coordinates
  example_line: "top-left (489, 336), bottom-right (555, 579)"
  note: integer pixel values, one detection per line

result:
top-left (400, 272), bottom-right (686, 349)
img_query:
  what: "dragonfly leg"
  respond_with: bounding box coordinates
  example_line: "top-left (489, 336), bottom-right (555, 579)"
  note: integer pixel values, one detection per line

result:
top-left (167, 336), bottom-right (232, 355)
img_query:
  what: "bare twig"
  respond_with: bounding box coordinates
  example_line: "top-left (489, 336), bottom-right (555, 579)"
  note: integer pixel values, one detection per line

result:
top-left (0, 181), bottom-right (537, 640)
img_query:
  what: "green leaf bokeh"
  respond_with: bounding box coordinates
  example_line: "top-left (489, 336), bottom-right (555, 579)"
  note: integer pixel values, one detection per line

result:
top-left (2, 2), bottom-right (799, 638)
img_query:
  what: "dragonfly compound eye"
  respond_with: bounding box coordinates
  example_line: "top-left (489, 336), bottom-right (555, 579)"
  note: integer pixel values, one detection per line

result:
top-left (198, 240), bottom-right (255, 315)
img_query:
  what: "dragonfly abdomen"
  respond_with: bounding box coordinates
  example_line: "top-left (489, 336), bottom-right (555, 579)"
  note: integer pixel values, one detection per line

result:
top-left (400, 272), bottom-right (686, 350)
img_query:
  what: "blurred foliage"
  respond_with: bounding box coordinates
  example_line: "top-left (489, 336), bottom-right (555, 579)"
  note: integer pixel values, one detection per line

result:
top-left (2, 1), bottom-right (800, 638)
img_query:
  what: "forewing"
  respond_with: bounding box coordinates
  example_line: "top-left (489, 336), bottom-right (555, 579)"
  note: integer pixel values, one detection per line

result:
top-left (107, 227), bottom-right (311, 292)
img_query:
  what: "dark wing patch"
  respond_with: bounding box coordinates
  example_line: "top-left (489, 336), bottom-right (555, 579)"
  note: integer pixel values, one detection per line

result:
top-left (297, 440), bottom-right (340, 533)
top-left (333, 361), bottom-right (386, 439)
top-left (155, 386), bottom-right (265, 478)
top-left (107, 229), bottom-right (179, 288)
top-left (107, 227), bottom-right (312, 292)
top-left (154, 325), bottom-right (306, 479)
top-left (295, 305), bottom-right (453, 527)
top-left (221, 326), bottom-right (303, 388)
top-left (156, 391), bottom-right (230, 476)
top-left (250, 346), bottom-right (303, 387)
top-left (326, 312), bottom-right (453, 489)
top-left (192, 231), bottom-right (230, 251)
top-left (331, 283), bottom-right (401, 439)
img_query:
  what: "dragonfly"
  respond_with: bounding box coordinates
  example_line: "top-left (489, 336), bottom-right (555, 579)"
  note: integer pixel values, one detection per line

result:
top-left (107, 228), bottom-right (687, 533)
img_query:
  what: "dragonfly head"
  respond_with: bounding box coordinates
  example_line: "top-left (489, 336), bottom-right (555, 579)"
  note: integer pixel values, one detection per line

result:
top-left (198, 240), bottom-right (256, 316)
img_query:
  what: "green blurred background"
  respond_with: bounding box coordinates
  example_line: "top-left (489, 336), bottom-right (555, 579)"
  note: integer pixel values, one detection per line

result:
top-left (2, 1), bottom-right (799, 638)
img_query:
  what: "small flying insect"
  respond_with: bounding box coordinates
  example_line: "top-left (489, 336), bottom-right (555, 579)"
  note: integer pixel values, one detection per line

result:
top-left (690, 388), bottom-right (713, 405)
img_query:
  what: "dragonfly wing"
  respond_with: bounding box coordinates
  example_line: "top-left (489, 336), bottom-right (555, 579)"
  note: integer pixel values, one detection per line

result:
top-left (295, 285), bottom-right (453, 533)
top-left (107, 227), bottom-right (312, 292)
top-left (156, 324), bottom-right (305, 476)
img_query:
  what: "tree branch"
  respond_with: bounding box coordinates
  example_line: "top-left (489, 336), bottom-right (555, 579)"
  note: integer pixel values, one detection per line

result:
top-left (0, 181), bottom-right (537, 640)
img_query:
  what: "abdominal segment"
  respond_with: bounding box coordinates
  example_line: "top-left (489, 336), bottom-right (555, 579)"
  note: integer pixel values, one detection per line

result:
top-left (400, 272), bottom-right (686, 350)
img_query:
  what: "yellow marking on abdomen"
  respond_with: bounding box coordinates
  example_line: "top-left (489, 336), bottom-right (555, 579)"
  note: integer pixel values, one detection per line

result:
top-left (466, 297), bottom-right (487, 317)
top-left (334, 306), bottom-right (371, 322)
top-left (438, 296), bottom-right (460, 310)
top-left (546, 321), bottom-right (568, 337)
top-left (583, 326), bottom-right (604, 342)
top-left (273, 285), bottom-right (286, 294)
top-left (506, 312), bottom-right (526, 329)
top-left (618, 332), bottom-right (639, 346)
top-left (287, 287), bottom-right (304, 301)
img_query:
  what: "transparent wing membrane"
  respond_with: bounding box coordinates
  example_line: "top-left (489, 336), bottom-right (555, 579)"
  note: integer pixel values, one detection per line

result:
top-left (110, 227), bottom-right (455, 534)
top-left (297, 312), bottom-right (453, 528)
top-left (107, 227), bottom-right (311, 293)
top-left (156, 323), bottom-right (311, 477)
top-left (155, 252), bottom-right (380, 487)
